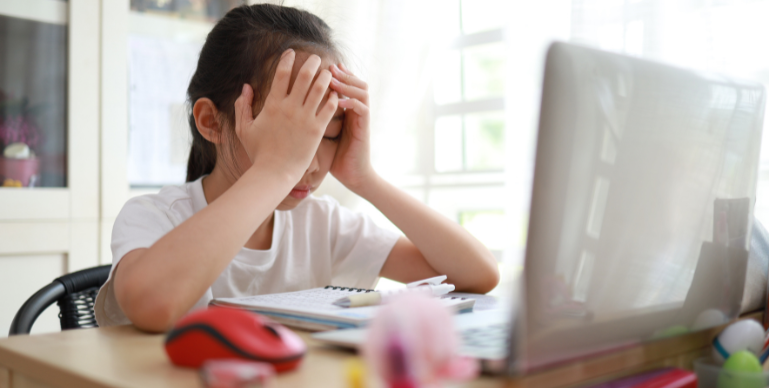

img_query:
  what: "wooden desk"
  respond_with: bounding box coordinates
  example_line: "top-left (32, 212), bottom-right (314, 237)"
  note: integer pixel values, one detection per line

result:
top-left (0, 312), bottom-right (762, 388)
top-left (0, 325), bottom-right (502, 388)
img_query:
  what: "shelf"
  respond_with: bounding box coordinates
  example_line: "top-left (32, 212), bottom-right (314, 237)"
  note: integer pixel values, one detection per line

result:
top-left (0, 0), bottom-right (67, 26)
top-left (0, 189), bottom-right (70, 221)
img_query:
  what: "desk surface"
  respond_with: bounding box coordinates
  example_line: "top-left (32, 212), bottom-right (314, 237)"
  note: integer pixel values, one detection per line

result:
top-left (0, 325), bottom-right (503, 388)
top-left (0, 312), bottom-right (756, 388)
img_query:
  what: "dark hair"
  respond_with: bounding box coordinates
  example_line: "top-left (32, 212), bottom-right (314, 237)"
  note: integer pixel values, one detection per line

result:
top-left (186, 4), bottom-right (340, 182)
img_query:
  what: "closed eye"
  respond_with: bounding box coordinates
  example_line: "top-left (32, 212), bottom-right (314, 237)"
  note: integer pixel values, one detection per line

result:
top-left (323, 114), bottom-right (344, 141)
top-left (323, 132), bottom-right (342, 141)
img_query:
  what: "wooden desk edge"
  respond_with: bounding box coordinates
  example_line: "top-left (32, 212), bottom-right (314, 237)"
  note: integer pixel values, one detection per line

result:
top-left (0, 326), bottom-right (144, 388)
top-left (0, 311), bottom-right (763, 388)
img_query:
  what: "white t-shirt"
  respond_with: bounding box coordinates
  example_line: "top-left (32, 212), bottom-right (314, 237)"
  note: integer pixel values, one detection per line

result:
top-left (94, 176), bottom-right (400, 327)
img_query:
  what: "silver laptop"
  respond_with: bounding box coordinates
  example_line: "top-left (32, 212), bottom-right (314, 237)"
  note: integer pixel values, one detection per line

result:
top-left (313, 42), bottom-right (766, 376)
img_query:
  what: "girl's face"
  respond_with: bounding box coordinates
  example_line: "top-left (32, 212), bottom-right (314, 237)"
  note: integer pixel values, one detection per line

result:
top-left (232, 51), bottom-right (345, 211)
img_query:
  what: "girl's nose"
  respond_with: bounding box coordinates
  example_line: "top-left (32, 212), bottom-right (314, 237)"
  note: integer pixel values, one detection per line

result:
top-left (306, 152), bottom-right (320, 173)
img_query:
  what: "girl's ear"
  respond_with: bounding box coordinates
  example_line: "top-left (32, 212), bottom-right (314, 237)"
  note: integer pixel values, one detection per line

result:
top-left (192, 98), bottom-right (223, 144)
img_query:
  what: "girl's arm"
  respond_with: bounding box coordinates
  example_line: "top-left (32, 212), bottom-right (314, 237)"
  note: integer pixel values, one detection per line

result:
top-left (362, 177), bottom-right (500, 293)
top-left (114, 51), bottom-right (339, 332)
top-left (329, 64), bottom-right (499, 294)
top-left (115, 167), bottom-right (297, 332)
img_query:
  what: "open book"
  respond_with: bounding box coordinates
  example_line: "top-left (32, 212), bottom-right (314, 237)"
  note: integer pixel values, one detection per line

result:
top-left (211, 286), bottom-right (476, 331)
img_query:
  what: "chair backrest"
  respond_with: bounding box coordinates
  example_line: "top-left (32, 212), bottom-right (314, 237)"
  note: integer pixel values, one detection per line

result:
top-left (9, 265), bottom-right (112, 336)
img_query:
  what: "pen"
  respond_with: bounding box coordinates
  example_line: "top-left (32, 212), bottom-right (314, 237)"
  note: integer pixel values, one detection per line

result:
top-left (333, 275), bottom-right (455, 307)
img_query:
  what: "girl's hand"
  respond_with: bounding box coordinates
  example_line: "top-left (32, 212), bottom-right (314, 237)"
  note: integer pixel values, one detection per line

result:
top-left (234, 49), bottom-right (339, 181)
top-left (328, 64), bottom-right (376, 192)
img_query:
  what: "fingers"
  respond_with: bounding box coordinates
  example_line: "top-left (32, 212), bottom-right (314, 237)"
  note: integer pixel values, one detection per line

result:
top-left (330, 64), bottom-right (368, 91)
top-left (318, 91), bottom-right (339, 123)
top-left (288, 54), bottom-right (322, 105)
top-left (305, 69), bottom-right (333, 112)
top-left (234, 83), bottom-right (254, 133)
top-left (269, 49), bottom-right (295, 98)
top-left (330, 77), bottom-right (368, 104)
top-left (337, 97), bottom-right (368, 118)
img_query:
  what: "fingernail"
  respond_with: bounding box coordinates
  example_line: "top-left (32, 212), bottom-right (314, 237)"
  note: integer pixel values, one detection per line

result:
top-left (282, 48), bottom-right (294, 58)
top-left (332, 64), bottom-right (340, 72)
top-left (331, 77), bottom-right (340, 85)
top-left (242, 84), bottom-right (248, 95)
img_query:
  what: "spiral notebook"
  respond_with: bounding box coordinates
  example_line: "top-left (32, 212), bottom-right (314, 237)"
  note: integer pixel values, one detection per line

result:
top-left (210, 286), bottom-right (476, 331)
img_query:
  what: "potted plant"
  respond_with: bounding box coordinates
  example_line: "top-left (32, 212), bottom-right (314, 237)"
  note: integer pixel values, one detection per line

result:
top-left (0, 92), bottom-right (41, 188)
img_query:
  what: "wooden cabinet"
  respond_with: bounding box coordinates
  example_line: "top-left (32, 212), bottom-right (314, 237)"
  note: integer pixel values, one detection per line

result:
top-left (0, 0), bottom-right (217, 337)
top-left (0, 0), bottom-right (102, 336)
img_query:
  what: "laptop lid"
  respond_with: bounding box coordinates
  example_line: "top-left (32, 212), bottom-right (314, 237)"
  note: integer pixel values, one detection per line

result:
top-left (514, 42), bottom-right (766, 373)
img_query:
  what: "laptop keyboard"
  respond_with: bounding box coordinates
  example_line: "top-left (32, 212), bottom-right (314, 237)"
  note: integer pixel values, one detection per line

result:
top-left (459, 322), bottom-right (510, 359)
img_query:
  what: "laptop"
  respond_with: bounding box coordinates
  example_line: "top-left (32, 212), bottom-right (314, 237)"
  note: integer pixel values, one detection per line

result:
top-left (313, 41), bottom-right (767, 376)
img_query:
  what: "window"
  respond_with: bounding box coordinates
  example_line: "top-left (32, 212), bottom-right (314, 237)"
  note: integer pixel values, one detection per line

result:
top-left (366, 0), bottom-right (512, 291)
top-left (432, 3), bottom-right (505, 174)
top-left (126, 0), bottom-right (244, 188)
top-left (0, 13), bottom-right (67, 188)
top-left (459, 209), bottom-right (506, 260)
top-left (426, 0), bottom-right (508, 260)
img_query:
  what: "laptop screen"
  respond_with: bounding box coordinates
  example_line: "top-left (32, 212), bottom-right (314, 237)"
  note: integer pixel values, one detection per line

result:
top-left (522, 42), bottom-right (766, 370)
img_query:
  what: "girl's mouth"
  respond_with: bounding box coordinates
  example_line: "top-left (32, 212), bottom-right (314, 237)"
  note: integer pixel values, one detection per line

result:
top-left (289, 185), bottom-right (312, 199)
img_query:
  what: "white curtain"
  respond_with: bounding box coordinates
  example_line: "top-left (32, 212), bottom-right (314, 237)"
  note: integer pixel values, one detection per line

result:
top-left (287, 0), bottom-right (569, 294)
top-left (284, 0), bottom-right (443, 202)
top-left (280, 1), bottom-right (769, 298)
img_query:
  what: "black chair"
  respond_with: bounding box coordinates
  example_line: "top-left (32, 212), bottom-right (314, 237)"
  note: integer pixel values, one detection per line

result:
top-left (9, 264), bottom-right (112, 336)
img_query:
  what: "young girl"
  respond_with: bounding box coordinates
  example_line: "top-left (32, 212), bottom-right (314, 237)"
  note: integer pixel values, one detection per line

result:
top-left (94, 4), bottom-right (499, 332)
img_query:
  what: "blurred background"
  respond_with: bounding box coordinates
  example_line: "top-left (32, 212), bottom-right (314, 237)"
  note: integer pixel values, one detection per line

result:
top-left (2, 0), bottom-right (769, 335)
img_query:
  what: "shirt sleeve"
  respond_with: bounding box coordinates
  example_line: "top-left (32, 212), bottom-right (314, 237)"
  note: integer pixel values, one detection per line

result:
top-left (111, 196), bottom-right (178, 264)
top-left (94, 195), bottom-right (178, 326)
top-left (326, 198), bottom-right (401, 289)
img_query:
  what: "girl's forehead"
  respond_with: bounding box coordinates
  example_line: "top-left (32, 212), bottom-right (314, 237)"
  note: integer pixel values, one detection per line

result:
top-left (284, 50), bottom-right (338, 96)
top-left (289, 50), bottom-right (337, 81)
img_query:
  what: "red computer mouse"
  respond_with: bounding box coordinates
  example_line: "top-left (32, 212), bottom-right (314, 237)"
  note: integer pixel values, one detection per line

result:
top-left (164, 306), bottom-right (306, 372)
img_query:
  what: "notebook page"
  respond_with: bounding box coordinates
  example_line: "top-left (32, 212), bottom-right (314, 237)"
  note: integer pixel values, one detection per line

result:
top-left (214, 287), bottom-right (375, 314)
top-left (213, 287), bottom-right (476, 325)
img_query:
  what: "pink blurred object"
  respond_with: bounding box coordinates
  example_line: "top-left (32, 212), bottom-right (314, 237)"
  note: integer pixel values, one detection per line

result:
top-left (199, 359), bottom-right (275, 388)
top-left (363, 293), bottom-right (479, 387)
top-left (0, 157), bottom-right (39, 187)
top-left (0, 116), bottom-right (40, 150)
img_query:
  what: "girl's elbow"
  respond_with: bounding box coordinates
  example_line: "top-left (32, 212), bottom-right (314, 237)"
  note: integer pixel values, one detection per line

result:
top-left (474, 254), bottom-right (500, 293)
top-left (458, 255), bottom-right (499, 294)
top-left (476, 264), bottom-right (500, 294)
top-left (128, 303), bottom-right (177, 333)
top-left (117, 288), bottom-right (178, 333)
